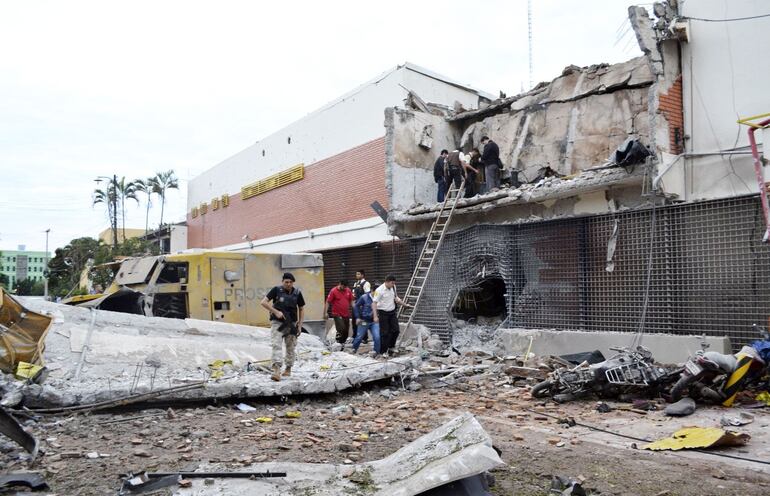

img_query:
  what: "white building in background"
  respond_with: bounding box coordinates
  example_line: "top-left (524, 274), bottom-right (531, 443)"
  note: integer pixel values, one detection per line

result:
top-left (654, 0), bottom-right (770, 201)
top-left (185, 63), bottom-right (493, 253)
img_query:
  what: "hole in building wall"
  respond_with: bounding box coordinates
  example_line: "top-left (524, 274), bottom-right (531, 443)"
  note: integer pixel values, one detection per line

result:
top-left (452, 276), bottom-right (507, 323)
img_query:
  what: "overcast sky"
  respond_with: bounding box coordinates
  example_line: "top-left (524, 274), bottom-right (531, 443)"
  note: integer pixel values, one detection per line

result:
top-left (0, 0), bottom-right (643, 253)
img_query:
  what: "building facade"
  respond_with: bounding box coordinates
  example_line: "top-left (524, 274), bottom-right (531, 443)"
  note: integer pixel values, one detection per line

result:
top-left (322, 0), bottom-right (770, 353)
top-left (1, 246), bottom-right (50, 288)
top-left (186, 63), bottom-right (493, 253)
top-left (98, 227), bottom-right (146, 246)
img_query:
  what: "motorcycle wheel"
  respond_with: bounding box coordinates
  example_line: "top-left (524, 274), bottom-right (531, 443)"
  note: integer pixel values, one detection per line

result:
top-left (670, 374), bottom-right (695, 402)
top-left (531, 380), bottom-right (554, 398)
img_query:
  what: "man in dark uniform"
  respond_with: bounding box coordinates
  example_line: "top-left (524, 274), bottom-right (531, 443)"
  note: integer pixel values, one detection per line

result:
top-left (261, 272), bottom-right (305, 381)
top-left (433, 149), bottom-right (449, 202)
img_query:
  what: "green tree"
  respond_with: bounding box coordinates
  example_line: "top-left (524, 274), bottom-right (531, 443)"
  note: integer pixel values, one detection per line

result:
top-left (115, 177), bottom-right (140, 242)
top-left (13, 278), bottom-right (43, 296)
top-left (93, 181), bottom-right (118, 248)
top-left (134, 178), bottom-right (157, 233)
top-left (148, 170), bottom-right (179, 229)
top-left (48, 237), bottom-right (109, 297)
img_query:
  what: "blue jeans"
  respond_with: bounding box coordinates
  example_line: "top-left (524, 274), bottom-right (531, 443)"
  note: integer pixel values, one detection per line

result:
top-left (437, 178), bottom-right (447, 202)
top-left (353, 321), bottom-right (381, 353)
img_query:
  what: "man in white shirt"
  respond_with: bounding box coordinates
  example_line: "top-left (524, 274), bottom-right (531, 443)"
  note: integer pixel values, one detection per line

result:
top-left (372, 274), bottom-right (410, 356)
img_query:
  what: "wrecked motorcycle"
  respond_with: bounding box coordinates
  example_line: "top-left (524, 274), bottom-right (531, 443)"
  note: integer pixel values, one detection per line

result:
top-left (531, 346), bottom-right (679, 402)
top-left (670, 326), bottom-right (770, 406)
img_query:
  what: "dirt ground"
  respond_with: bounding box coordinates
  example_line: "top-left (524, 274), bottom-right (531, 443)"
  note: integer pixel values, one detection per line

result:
top-left (4, 373), bottom-right (770, 495)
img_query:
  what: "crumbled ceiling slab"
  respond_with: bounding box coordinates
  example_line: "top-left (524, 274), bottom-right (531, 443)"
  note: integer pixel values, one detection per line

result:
top-left (392, 166), bottom-right (645, 225)
top-left (167, 413), bottom-right (504, 496)
top-left (14, 299), bottom-right (419, 409)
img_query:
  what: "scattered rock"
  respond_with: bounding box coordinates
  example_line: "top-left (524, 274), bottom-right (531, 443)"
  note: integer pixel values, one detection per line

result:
top-left (664, 397), bottom-right (696, 417)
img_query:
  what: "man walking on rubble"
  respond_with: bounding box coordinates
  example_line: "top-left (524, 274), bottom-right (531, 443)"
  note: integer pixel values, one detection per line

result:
top-left (433, 149), bottom-right (449, 202)
top-left (261, 272), bottom-right (305, 382)
top-left (373, 274), bottom-right (411, 356)
top-left (324, 280), bottom-right (355, 345)
top-left (352, 270), bottom-right (372, 343)
top-left (480, 136), bottom-right (501, 192)
top-left (352, 284), bottom-right (381, 355)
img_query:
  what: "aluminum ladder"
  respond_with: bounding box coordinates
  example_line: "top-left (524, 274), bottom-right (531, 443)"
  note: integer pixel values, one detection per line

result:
top-left (398, 178), bottom-right (465, 349)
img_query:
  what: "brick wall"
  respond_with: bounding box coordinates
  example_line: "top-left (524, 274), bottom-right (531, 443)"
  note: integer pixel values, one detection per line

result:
top-left (188, 137), bottom-right (388, 248)
top-left (659, 75), bottom-right (684, 154)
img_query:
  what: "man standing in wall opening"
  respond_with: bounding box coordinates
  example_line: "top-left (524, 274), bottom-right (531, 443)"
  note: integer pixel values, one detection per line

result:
top-left (373, 274), bottom-right (411, 356)
top-left (261, 272), bottom-right (305, 382)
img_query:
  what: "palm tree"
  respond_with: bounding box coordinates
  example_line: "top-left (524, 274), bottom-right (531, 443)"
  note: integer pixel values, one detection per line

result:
top-left (115, 177), bottom-right (139, 241)
top-left (134, 178), bottom-right (156, 233)
top-left (92, 182), bottom-right (118, 248)
top-left (149, 170), bottom-right (179, 229)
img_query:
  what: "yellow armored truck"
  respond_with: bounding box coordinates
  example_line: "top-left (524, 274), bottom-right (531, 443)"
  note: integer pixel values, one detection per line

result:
top-left (69, 251), bottom-right (325, 336)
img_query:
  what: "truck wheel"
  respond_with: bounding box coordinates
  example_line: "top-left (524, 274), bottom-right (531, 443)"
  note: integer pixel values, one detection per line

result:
top-left (670, 374), bottom-right (695, 402)
top-left (531, 380), bottom-right (554, 399)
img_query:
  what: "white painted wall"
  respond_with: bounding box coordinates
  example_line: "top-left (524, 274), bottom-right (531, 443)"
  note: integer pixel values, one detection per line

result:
top-left (217, 217), bottom-right (391, 254)
top-left (170, 225), bottom-right (188, 253)
top-left (389, 109), bottom-right (459, 209)
top-left (680, 0), bottom-right (769, 200)
top-left (188, 65), bottom-right (489, 209)
top-left (401, 63), bottom-right (491, 110)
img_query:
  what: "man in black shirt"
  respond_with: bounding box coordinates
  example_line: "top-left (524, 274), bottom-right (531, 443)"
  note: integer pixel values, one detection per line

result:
top-left (480, 136), bottom-right (501, 192)
top-left (433, 149), bottom-right (449, 202)
top-left (261, 272), bottom-right (306, 381)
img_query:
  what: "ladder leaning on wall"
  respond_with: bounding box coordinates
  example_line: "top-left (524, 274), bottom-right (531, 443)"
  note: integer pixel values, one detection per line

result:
top-left (397, 178), bottom-right (466, 350)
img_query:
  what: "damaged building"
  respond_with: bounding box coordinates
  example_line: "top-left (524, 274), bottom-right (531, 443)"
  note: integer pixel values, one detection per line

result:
top-left (324, 0), bottom-right (770, 356)
top-left (184, 0), bottom-right (770, 356)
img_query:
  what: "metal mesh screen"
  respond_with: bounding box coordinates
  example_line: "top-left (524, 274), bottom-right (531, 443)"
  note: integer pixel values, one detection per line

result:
top-left (316, 239), bottom-right (423, 296)
top-left (317, 195), bottom-right (770, 351)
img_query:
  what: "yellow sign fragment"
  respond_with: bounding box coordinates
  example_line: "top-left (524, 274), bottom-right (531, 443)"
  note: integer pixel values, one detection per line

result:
top-left (643, 427), bottom-right (750, 451)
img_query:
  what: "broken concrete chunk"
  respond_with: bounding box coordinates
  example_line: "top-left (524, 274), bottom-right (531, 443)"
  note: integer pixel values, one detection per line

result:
top-left (166, 413), bottom-right (503, 496)
top-left (664, 397), bottom-right (696, 417)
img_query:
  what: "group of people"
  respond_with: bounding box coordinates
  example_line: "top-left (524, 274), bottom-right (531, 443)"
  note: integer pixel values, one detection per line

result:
top-left (433, 136), bottom-right (502, 202)
top-left (260, 271), bottom-right (411, 382)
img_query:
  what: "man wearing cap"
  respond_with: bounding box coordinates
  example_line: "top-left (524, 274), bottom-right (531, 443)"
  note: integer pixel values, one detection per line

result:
top-left (261, 272), bottom-right (306, 381)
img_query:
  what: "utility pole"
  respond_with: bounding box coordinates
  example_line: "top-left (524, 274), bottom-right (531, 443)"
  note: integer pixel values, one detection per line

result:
top-left (111, 174), bottom-right (118, 249)
top-left (44, 229), bottom-right (50, 300)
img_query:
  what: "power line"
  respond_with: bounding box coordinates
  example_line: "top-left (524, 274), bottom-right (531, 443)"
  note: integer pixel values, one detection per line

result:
top-left (685, 13), bottom-right (770, 22)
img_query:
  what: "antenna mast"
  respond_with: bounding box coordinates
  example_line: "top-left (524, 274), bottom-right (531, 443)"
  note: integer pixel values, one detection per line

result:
top-left (528, 0), bottom-right (533, 89)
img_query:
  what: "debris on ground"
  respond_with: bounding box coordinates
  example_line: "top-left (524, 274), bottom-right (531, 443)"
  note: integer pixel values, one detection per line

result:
top-left (143, 413), bottom-right (503, 495)
top-left (720, 412), bottom-right (754, 427)
top-left (11, 299), bottom-right (420, 409)
top-left (643, 427), bottom-right (751, 451)
top-left (550, 474), bottom-right (591, 496)
top-left (664, 397), bottom-right (696, 417)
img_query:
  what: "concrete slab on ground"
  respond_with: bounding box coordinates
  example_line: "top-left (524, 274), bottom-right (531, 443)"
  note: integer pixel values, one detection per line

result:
top-left (169, 413), bottom-right (504, 496)
top-left (496, 328), bottom-right (731, 363)
top-left (14, 299), bottom-right (420, 408)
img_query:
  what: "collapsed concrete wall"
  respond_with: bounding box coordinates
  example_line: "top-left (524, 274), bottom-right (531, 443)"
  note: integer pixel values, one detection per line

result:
top-left (384, 55), bottom-right (658, 234)
top-left (454, 56), bottom-right (654, 182)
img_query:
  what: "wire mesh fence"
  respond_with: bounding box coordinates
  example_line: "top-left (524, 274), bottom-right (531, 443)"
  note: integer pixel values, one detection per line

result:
top-left (318, 195), bottom-right (770, 351)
